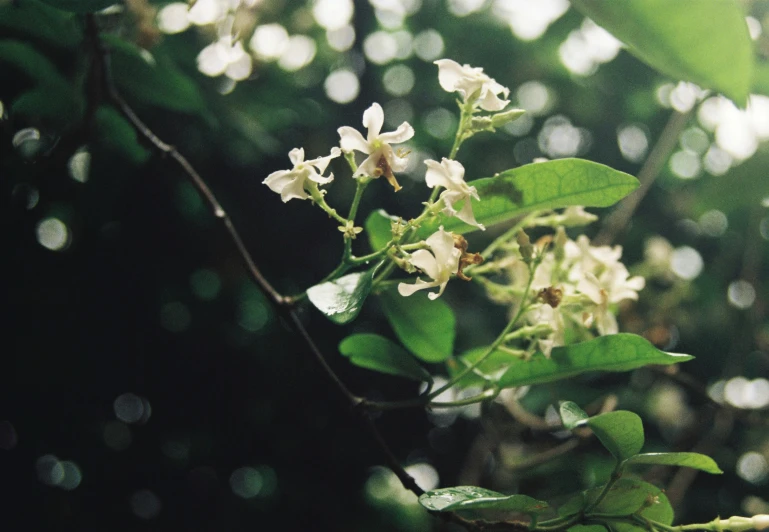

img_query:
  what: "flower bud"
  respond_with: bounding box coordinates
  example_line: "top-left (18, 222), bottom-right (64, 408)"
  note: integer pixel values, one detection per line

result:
top-left (491, 108), bottom-right (525, 128)
top-left (470, 116), bottom-right (494, 132)
top-left (517, 230), bottom-right (534, 264)
top-left (718, 516), bottom-right (769, 531)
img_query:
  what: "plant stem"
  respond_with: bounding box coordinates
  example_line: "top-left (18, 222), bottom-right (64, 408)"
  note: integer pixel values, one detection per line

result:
top-left (583, 466), bottom-right (622, 514)
top-left (425, 261), bottom-right (537, 401)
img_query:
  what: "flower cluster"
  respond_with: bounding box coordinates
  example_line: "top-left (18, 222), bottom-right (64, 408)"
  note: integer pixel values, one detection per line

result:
top-left (487, 229), bottom-right (645, 356)
top-left (262, 58), bottom-right (518, 300)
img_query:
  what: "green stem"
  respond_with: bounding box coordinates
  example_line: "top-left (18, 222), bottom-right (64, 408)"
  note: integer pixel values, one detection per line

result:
top-left (429, 387), bottom-right (499, 408)
top-left (584, 466), bottom-right (622, 514)
top-left (534, 514), bottom-right (583, 531)
top-left (425, 261), bottom-right (537, 401)
top-left (478, 212), bottom-right (539, 260)
top-left (308, 184), bottom-right (348, 225)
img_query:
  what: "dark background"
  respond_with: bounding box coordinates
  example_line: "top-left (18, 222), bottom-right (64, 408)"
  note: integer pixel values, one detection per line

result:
top-left (2, 1), bottom-right (769, 530)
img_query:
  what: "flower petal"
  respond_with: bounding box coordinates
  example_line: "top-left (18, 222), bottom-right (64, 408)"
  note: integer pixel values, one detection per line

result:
top-left (355, 153), bottom-right (380, 178)
top-left (398, 277), bottom-right (442, 297)
top-left (410, 249), bottom-right (440, 280)
top-left (263, 169), bottom-right (292, 192)
top-left (478, 89), bottom-right (509, 111)
top-left (307, 146), bottom-right (341, 174)
top-left (378, 122), bottom-right (415, 145)
top-left (424, 159), bottom-right (453, 190)
top-left (425, 227), bottom-right (460, 273)
top-left (338, 126), bottom-right (370, 154)
top-left (363, 102), bottom-right (385, 141)
top-left (434, 59), bottom-right (465, 93)
top-left (288, 147), bottom-right (304, 166)
top-left (455, 195), bottom-right (485, 230)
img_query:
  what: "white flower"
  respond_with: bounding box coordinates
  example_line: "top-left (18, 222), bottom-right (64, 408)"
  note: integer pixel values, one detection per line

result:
top-left (576, 262), bottom-right (645, 335)
top-left (263, 147), bottom-right (341, 202)
top-left (337, 102), bottom-right (414, 190)
top-left (398, 227), bottom-right (461, 300)
top-left (434, 59), bottom-right (510, 111)
top-left (425, 158), bottom-right (485, 230)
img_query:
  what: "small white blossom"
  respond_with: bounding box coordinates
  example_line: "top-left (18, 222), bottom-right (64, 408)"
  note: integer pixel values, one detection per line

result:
top-left (424, 158), bottom-right (485, 230)
top-left (398, 227), bottom-right (461, 300)
top-left (434, 59), bottom-right (510, 111)
top-left (263, 147), bottom-right (341, 202)
top-left (576, 263), bottom-right (645, 335)
top-left (337, 102), bottom-right (414, 190)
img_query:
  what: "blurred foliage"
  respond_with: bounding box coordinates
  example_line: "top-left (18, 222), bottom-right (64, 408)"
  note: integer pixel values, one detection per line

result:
top-left (2, 0), bottom-right (769, 531)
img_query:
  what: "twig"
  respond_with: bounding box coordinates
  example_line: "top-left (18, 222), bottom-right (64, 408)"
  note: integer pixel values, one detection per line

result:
top-left (594, 109), bottom-right (692, 245)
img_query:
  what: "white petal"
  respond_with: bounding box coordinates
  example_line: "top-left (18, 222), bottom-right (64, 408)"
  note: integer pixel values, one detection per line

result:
top-left (478, 90), bottom-right (509, 111)
top-left (307, 169), bottom-right (334, 185)
top-left (577, 272), bottom-right (605, 305)
top-left (439, 190), bottom-right (462, 215)
top-left (398, 277), bottom-right (441, 297)
top-left (455, 196), bottom-right (485, 230)
top-left (280, 176), bottom-right (310, 202)
top-left (427, 280), bottom-right (450, 300)
top-left (288, 147), bottom-right (304, 166)
top-left (378, 121), bottom-right (415, 144)
top-left (355, 153), bottom-right (380, 178)
top-left (338, 126), bottom-right (370, 154)
top-left (434, 59), bottom-right (465, 93)
top-left (410, 249), bottom-right (440, 280)
top-left (307, 146), bottom-right (341, 174)
top-left (263, 169), bottom-right (292, 192)
top-left (441, 158), bottom-right (466, 187)
top-left (363, 102), bottom-right (384, 141)
top-left (426, 227), bottom-right (460, 272)
top-left (424, 159), bottom-right (453, 190)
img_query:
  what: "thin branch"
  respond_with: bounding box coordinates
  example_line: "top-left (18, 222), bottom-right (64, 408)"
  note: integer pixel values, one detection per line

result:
top-left (594, 108), bottom-right (693, 245)
top-left (81, 13), bottom-right (442, 528)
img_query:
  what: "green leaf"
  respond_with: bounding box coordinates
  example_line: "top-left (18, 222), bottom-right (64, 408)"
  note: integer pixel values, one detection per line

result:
top-left (418, 159), bottom-right (638, 236)
top-left (447, 347), bottom-right (517, 389)
top-left (569, 526), bottom-right (607, 532)
top-left (365, 209), bottom-right (396, 252)
top-left (498, 334), bottom-right (693, 388)
top-left (37, 0), bottom-right (120, 13)
top-left (11, 86), bottom-right (84, 128)
top-left (559, 478), bottom-right (672, 525)
top-left (586, 411), bottom-right (644, 461)
top-left (104, 35), bottom-right (206, 114)
top-left (571, 0), bottom-right (753, 106)
top-left (0, 40), bottom-right (69, 86)
top-left (0, 1), bottom-right (82, 48)
top-left (626, 452), bottom-right (723, 474)
top-left (306, 269), bottom-right (376, 325)
top-left (419, 486), bottom-right (549, 514)
top-left (339, 334), bottom-right (431, 382)
top-left (95, 105), bottom-right (151, 164)
top-left (380, 290), bottom-right (455, 363)
top-left (559, 401), bottom-right (589, 430)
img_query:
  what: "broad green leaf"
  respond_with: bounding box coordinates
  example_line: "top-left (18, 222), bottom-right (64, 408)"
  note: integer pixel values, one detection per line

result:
top-left (626, 452), bottom-right (722, 474)
top-left (380, 290), bottom-right (455, 363)
top-left (306, 269), bottom-right (376, 325)
top-left (37, 0), bottom-right (119, 13)
top-left (339, 334), bottom-right (431, 382)
top-left (0, 40), bottom-right (69, 86)
top-left (569, 526), bottom-right (607, 532)
top-left (559, 478), bottom-right (672, 525)
top-left (586, 411), bottom-right (644, 461)
top-left (95, 105), bottom-right (151, 164)
top-left (365, 209), bottom-right (397, 252)
top-left (0, 1), bottom-right (82, 48)
top-left (12, 87), bottom-right (84, 128)
top-left (105, 35), bottom-right (206, 114)
top-left (418, 159), bottom-right (638, 236)
top-left (419, 486), bottom-right (549, 514)
top-left (559, 401), bottom-right (589, 430)
top-left (571, 0), bottom-right (752, 105)
top-left (447, 347), bottom-right (517, 389)
top-left (498, 334), bottom-right (693, 388)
